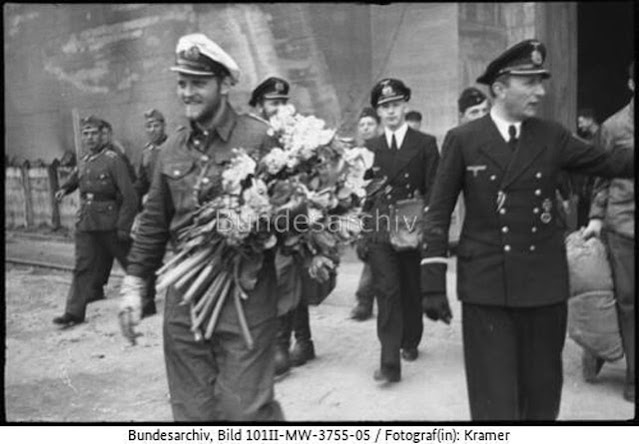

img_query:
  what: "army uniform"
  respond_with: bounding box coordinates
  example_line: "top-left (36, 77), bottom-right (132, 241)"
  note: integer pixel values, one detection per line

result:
top-left (125, 34), bottom-right (284, 421)
top-left (57, 141), bottom-right (138, 322)
top-left (420, 40), bottom-right (635, 420)
top-left (364, 79), bottom-right (440, 382)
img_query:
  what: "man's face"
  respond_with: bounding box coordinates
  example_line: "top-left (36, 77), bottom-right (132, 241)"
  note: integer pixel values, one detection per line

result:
top-left (376, 100), bottom-right (408, 130)
top-left (357, 116), bottom-right (379, 141)
top-left (82, 125), bottom-right (102, 152)
top-left (460, 99), bottom-right (490, 124)
top-left (495, 75), bottom-right (546, 120)
top-left (176, 73), bottom-right (226, 124)
top-left (406, 119), bottom-right (421, 131)
top-left (259, 98), bottom-right (288, 120)
top-left (145, 119), bottom-right (166, 144)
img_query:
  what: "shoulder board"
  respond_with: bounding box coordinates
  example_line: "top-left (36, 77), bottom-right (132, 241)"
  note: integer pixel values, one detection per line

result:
top-left (176, 125), bottom-right (187, 132)
top-left (105, 150), bottom-right (119, 159)
top-left (244, 112), bottom-right (270, 125)
top-left (81, 153), bottom-right (91, 161)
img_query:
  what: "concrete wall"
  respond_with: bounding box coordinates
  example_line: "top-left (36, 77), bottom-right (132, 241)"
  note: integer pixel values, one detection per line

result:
top-left (4, 3), bottom-right (367, 164)
top-left (4, 3), bottom-right (579, 164)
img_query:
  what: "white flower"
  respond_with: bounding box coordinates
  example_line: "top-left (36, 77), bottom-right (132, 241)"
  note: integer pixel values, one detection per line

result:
top-left (242, 178), bottom-right (272, 216)
top-left (261, 147), bottom-right (289, 175)
top-left (222, 149), bottom-right (256, 195)
top-left (308, 207), bottom-right (324, 225)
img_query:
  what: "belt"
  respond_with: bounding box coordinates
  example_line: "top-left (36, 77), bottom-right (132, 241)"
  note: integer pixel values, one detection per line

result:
top-left (81, 192), bottom-right (116, 201)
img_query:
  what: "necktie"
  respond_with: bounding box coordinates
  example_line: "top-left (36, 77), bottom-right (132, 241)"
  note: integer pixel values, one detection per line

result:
top-left (508, 125), bottom-right (518, 151)
top-left (390, 134), bottom-right (398, 150)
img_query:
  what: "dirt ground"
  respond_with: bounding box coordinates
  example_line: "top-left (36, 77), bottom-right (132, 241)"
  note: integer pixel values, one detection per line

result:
top-left (4, 260), bottom-right (635, 422)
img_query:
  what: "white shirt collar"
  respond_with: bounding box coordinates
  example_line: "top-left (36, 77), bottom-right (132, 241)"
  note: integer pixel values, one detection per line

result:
top-left (384, 122), bottom-right (409, 149)
top-left (490, 108), bottom-right (522, 142)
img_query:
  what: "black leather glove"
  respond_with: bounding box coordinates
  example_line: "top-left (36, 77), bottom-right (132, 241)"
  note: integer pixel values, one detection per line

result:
top-left (355, 237), bottom-right (369, 262)
top-left (422, 293), bottom-right (452, 324)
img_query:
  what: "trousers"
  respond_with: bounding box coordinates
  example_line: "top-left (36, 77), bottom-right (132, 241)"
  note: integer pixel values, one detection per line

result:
top-left (368, 242), bottom-right (422, 379)
top-left (462, 302), bottom-right (567, 420)
top-left (605, 230), bottom-right (635, 384)
top-left (354, 262), bottom-right (375, 309)
top-left (65, 230), bottom-right (130, 320)
top-left (163, 285), bottom-right (284, 421)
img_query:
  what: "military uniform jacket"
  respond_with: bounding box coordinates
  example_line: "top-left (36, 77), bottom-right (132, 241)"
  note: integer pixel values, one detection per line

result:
top-left (134, 136), bottom-right (167, 198)
top-left (75, 148), bottom-right (139, 233)
top-left (421, 114), bottom-right (634, 307)
top-left (126, 105), bottom-right (281, 328)
top-left (363, 127), bottom-right (440, 243)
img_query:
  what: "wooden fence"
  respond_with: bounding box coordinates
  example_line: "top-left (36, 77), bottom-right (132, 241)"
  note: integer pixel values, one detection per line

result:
top-left (5, 161), bottom-right (80, 231)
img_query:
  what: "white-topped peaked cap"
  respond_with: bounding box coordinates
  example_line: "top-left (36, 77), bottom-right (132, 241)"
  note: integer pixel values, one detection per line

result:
top-left (170, 33), bottom-right (240, 85)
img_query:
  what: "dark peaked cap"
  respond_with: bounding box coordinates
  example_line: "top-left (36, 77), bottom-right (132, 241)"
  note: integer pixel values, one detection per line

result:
top-left (477, 39), bottom-right (551, 85)
top-left (249, 77), bottom-right (290, 107)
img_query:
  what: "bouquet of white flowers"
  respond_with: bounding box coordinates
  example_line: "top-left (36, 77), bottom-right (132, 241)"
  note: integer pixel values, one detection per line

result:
top-left (156, 105), bottom-right (374, 348)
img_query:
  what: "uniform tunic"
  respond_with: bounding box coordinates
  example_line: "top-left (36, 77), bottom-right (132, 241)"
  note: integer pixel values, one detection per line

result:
top-left (421, 113), bottom-right (634, 420)
top-left (126, 104), bottom-right (284, 421)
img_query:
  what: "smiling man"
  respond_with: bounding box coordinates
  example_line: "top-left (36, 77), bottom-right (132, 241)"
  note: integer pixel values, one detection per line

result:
top-left (118, 33), bottom-right (283, 421)
top-left (249, 76), bottom-right (290, 122)
top-left (420, 39), bottom-right (635, 420)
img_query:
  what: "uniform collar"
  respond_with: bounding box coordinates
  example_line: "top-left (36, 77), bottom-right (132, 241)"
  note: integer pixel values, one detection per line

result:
top-left (146, 134), bottom-right (168, 150)
top-left (490, 107), bottom-right (522, 142)
top-left (384, 122), bottom-right (409, 149)
top-left (190, 102), bottom-right (237, 143)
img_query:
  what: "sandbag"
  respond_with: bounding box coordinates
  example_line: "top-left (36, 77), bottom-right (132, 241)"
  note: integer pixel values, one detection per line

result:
top-left (565, 231), bottom-right (623, 361)
top-left (565, 231), bottom-right (614, 295)
top-left (567, 290), bottom-right (624, 361)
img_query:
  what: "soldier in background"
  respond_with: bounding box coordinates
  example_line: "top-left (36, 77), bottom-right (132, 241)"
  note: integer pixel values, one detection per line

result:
top-left (420, 39), bottom-right (634, 420)
top-left (350, 107), bottom-right (381, 321)
top-left (458, 87), bottom-right (490, 124)
top-left (582, 62), bottom-right (635, 403)
top-left (101, 120), bottom-right (137, 181)
top-left (361, 78), bottom-right (440, 383)
top-left (249, 76), bottom-right (290, 122)
top-left (53, 115), bottom-right (138, 326)
top-left (130, 108), bottom-right (169, 317)
top-left (405, 110), bottom-right (423, 132)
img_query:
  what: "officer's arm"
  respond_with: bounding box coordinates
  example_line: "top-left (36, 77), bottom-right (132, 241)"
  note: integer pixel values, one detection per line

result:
top-left (559, 124), bottom-right (634, 179)
top-left (127, 153), bottom-right (173, 279)
top-left (111, 156), bottom-right (139, 234)
top-left (422, 136), bottom-right (440, 205)
top-left (421, 131), bottom-right (464, 296)
top-left (59, 167), bottom-right (80, 194)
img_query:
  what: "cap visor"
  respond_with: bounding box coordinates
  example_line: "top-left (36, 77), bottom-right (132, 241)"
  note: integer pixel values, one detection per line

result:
top-left (376, 95), bottom-right (407, 107)
top-left (170, 66), bottom-right (216, 76)
top-left (262, 94), bottom-right (289, 101)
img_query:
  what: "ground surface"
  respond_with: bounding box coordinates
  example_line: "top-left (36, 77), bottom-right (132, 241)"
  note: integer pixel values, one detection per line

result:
top-left (4, 232), bottom-right (636, 422)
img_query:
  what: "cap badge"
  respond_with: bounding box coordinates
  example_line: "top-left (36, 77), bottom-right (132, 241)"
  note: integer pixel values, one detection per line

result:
top-left (182, 45), bottom-right (200, 61)
top-left (275, 81), bottom-right (284, 93)
top-left (531, 44), bottom-right (543, 66)
top-left (382, 85), bottom-right (394, 97)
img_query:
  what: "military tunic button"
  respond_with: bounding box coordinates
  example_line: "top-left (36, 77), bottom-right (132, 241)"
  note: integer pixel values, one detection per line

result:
top-left (404, 173), bottom-right (409, 178)
top-left (203, 131), bottom-right (209, 137)
top-left (173, 169), bottom-right (180, 176)
top-left (405, 185), bottom-right (410, 189)
top-left (490, 175), bottom-right (497, 181)
top-left (504, 245), bottom-right (511, 252)
top-left (194, 139), bottom-right (201, 146)
top-left (202, 177), bottom-right (210, 184)
top-left (499, 208), bottom-right (506, 215)
top-left (501, 226), bottom-right (509, 233)
top-left (529, 245), bottom-right (536, 252)
top-left (535, 172), bottom-right (542, 179)
top-left (201, 155), bottom-right (210, 162)
top-left (533, 207), bottom-right (540, 214)
top-left (535, 189), bottom-right (542, 196)
top-left (531, 226), bottom-right (538, 233)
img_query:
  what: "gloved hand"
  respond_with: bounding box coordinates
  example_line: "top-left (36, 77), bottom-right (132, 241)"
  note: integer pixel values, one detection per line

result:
top-left (117, 230), bottom-right (130, 242)
top-left (422, 293), bottom-right (452, 324)
top-left (118, 275), bottom-right (146, 345)
top-left (355, 237), bottom-right (369, 262)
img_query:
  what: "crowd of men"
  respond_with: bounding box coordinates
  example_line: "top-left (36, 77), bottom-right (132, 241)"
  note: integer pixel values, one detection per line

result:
top-left (51, 31), bottom-right (634, 421)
